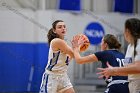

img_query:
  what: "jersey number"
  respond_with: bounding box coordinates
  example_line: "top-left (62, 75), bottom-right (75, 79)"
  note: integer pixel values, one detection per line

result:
top-left (116, 58), bottom-right (124, 67)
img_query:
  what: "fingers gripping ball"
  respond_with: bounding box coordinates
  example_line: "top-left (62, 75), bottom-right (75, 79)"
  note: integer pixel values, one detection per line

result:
top-left (79, 34), bottom-right (90, 52)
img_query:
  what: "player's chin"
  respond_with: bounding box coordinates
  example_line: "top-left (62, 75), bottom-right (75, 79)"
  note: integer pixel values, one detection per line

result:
top-left (62, 33), bottom-right (66, 37)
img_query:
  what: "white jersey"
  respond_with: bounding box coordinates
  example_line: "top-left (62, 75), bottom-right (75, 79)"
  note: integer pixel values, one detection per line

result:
top-left (40, 41), bottom-right (73, 93)
top-left (125, 39), bottom-right (140, 80)
top-left (45, 42), bottom-right (70, 73)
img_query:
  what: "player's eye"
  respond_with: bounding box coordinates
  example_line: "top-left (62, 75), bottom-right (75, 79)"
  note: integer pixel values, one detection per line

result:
top-left (57, 26), bottom-right (62, 29)
top-left (63, 25), bottom-right (66, 28)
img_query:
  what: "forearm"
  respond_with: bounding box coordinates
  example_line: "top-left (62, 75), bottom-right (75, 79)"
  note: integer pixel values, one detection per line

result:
top-left (112, 67), bottom-right (131, 76)
top-left (113, 62), bottom-right (140, 76)
top-left (73, 47), bottom-right (98, 64)
top-left (73, 47), bottom-right (84, 64)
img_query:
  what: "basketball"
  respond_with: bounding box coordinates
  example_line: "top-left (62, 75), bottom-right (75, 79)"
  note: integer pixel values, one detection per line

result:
top-left (79, 34), bottom-right (90, 52)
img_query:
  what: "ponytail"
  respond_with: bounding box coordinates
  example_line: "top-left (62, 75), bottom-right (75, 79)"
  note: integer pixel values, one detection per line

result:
top-left (47, 28), bottom-right (59, 45)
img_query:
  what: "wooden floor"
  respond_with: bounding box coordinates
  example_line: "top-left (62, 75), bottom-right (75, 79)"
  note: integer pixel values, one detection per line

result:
top-left (74, 85), bottom-right (106, 93)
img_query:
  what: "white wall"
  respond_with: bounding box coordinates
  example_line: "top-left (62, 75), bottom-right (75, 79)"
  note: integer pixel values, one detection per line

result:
top-left (92, 0), bottom-right (111, 13)
top-left (0, 10), bottom-right (140, 42)
top-left (0, 10), bottom-right (35, 42)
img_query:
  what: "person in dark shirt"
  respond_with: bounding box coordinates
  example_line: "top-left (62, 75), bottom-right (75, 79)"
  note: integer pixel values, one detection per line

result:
top-left (71, 34), bottom-right (129, 93)
top-left (98, 18), bottom-right (140, 93)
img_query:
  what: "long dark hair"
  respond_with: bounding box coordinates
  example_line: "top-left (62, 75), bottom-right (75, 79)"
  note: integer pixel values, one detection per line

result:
top-left (125, 18), bottom-right (140, 56)
top-left (47, 20), bottom-right (64, 45)
top-left (103, 34), bottom-right (121, 49)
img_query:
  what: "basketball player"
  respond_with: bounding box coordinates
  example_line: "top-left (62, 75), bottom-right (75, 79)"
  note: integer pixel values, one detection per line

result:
top-left (39, 20), bottom-right (75, 93)
top-left (71, 34), bottom-right (129, 93)
top-left (98, 18), bottom-right (140, 93)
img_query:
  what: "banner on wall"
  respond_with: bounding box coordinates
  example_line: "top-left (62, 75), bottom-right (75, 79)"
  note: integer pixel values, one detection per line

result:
top-left (114, 0), bottom-right (134, 13)
top-left (58, 0), bottom-right (81, 11)
top-left (84, 22), bottom-right (105, 45)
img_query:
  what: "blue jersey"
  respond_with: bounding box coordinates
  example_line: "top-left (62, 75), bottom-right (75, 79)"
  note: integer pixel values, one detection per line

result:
top-left (94, 50), bottom-right (128, 83)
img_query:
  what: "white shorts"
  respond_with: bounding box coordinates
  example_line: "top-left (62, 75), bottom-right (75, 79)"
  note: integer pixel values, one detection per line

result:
top-left (129, 79), bottom-right (140, 93)
top-left (39, 71), bottom-right (73, 93)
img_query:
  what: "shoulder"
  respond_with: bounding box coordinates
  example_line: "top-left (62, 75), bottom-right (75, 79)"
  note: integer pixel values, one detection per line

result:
top-left (51, 38), bottom-right (64, 43)
top-left (94, 50), bottom-right (107, 57)
top-left (51, 38), bottom-right (66, 46)
top-left (94, 50), bottom-right (111, 62)
top-left (95, 50), bottom-right (109, 55)
top-left (107, 50), bottom-right (124, 56)
top-left (95, 50), bottom-right (119, 57)
top-left (50, 38), bottom-right (67, 51)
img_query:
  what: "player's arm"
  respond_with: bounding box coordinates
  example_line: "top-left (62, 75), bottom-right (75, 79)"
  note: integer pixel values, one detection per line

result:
top-left (113, 61), bottom-right (140, 75)
top-left (51, 38), bottom-right (74, 58)
top-left (73, 47), bottom-right (98, 64)
top-left (98, 61), bottom-right (140, 79)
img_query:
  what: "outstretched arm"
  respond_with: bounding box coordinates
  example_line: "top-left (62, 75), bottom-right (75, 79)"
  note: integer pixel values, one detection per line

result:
top-left (97, 61), bottom-right (140, 79)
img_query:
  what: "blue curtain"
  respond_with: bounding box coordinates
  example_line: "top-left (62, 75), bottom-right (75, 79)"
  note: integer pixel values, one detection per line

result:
top-left (0, 42), bottom-right (49, 92)
top-left (59, 0), bottom-right (81, 11)
top-left (114, 0), bottom-right (134, 13)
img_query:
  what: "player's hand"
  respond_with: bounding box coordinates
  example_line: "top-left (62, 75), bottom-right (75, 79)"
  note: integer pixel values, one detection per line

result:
top-left (97, 62), bottom-right (113, 79)
top-left (71, 35), bottom-right (79, 49)
top-left (71, 34), bottom-right (85, 49)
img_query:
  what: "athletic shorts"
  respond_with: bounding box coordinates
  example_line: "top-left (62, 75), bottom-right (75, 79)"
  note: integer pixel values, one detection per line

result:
top-left (129, 79), bottom-right (140, 93)
top-left (105, 82), bottom-right (129, 93)
top-left (39, 71), bottom-right (73, 93)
